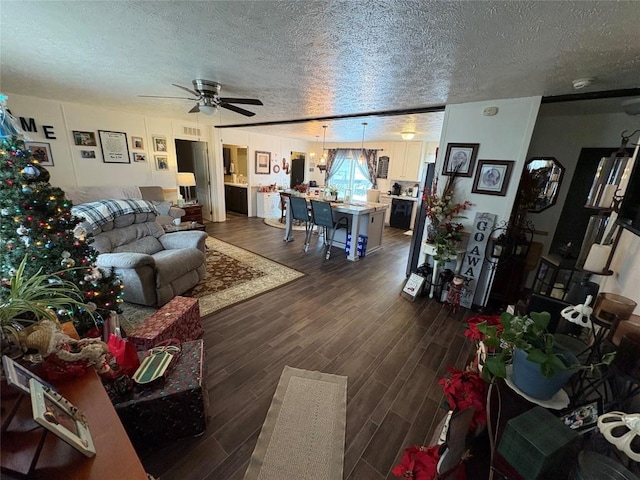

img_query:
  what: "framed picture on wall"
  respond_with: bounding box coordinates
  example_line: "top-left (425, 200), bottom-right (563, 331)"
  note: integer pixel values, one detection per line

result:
top-left (153, 136), bottom-right (167, 152)
top-left (132, 152), bottom-right (147, 163)
top-left (72, 131), bottom-right (97, 146)
top-left (131, 136), bottom-right (144, 150)
top-left (25, 142), bottom-right (54, 166)
top-left (255, 151), bottom-right (270, 174)
top-left (99, 130), bottom-right (130, 164)
top-left (442, 143), bottom-right (479, 177)
top-left (80, 150), bottom-right (96, 159)
top-left (155, 155), bottom-right (169, 170)
top-left (471, 160), bottom-right (514, 196)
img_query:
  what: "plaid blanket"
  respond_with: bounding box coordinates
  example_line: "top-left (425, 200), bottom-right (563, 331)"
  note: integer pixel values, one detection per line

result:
top-left (72, 199), bottom-right (158, 230)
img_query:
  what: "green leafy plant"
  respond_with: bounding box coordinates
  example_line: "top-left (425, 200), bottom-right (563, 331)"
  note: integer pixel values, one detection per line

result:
top-left (476, 311), bottom-right (615, 381)
top-left (0, 255), bottom-right (91, 342)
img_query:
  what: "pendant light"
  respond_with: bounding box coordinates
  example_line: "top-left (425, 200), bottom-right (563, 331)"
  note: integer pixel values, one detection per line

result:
top-left (320, 125), bottom-right (328, 164)
top-left (310, 135), bottom-right (318, 161)
top-left (359, 122), bottom-right (368, 165)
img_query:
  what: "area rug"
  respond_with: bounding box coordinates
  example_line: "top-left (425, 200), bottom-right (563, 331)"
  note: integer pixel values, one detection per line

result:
top-left (263, 217), bottom-right (308, 231)
top-left (244, 366), bottom-right (347, 480)
top-left (118, 237), bottom-right (304, 331)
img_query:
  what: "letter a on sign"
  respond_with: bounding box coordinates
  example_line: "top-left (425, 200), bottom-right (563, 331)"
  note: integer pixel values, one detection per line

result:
top-left (459, 212), bottom-right (496, 308)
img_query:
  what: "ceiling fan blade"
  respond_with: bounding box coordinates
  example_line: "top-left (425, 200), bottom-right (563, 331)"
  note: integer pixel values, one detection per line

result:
top-left (138, 95), bottom-right (197, 100)
top-left (219, 102), bottom-right (255, 117)
top-left (188, 103), bottom-right (200, 113)
top-left (172, 83), bottom-right (200, 97)
top-left (218, 97), bottom-right (263, 106)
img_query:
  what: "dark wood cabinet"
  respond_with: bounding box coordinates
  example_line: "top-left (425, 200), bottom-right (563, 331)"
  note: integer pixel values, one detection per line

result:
top-left (224, 185), bottom-right (248, 215)
top-left (181, 204), bottom-right (203, 223)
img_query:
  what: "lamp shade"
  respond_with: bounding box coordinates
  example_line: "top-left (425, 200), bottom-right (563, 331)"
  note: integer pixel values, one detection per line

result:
top-left (177, 172), bottom-right (196, 187)
top-left (401, 132), bottom-right (416, 140)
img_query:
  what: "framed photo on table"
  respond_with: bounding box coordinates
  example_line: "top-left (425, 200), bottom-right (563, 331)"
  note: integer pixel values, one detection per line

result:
top-left (25, 142), bottom-right (54, 166)
top-left (30, 378), bottom-right (96, 457)
top-left (2, 355), bottom-right (56, 395)
top-left (98, 130), bottom-right (130, 164)
top-left (255, 151), bottom-right (270, 174)
top-left (442, 143), bottom-right (479, 177)
top-left (557, 399), bottom-right (602, 433)
top-left (472, 160), bottom-right (514, 196)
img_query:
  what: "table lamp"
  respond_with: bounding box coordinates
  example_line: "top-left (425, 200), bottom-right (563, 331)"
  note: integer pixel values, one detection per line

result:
top-left (177, 172), bottom-right (197, 204)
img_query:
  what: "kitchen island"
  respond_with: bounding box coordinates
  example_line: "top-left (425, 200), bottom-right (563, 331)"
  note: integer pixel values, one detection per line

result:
top-left (284, 198), bottom-right (388, 261)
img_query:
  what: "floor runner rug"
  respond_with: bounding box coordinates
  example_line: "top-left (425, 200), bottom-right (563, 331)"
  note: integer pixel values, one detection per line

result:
top-left (119, 237), bottom-right (304, 331)
top-left (244, 366), bottom-right (347, 480)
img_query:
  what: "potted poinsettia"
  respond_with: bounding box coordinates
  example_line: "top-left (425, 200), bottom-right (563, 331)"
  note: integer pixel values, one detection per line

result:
top-left (437, 367), bottom-right (488, 431)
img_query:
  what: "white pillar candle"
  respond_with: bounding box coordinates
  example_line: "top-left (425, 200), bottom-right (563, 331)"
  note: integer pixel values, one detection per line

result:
top-left (598, 184), bottom-right (617, 208)
top-left (583, 244), bottom-right (611, 273)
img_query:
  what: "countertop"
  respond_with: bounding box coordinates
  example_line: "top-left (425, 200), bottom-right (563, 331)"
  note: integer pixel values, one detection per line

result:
top-left (379, 194), bottom-right (420, 202)
top-left (224, 182), bottom-right (249, 187)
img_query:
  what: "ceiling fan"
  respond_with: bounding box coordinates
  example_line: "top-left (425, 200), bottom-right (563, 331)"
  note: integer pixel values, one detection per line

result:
top-left (140, 79), bottom-right (263, 116)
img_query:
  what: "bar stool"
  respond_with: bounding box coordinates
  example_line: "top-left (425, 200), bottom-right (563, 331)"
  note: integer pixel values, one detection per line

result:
top-left (289, 195), bottom-right (313, 252)
top-left (309, 200), bottom-right (349, 260)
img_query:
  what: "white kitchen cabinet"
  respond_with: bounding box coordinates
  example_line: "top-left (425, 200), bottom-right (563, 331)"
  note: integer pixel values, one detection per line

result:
top-left (256, 192), bottom-right (281, 218)
top-left (388, 142), bottom-right (423, 181)
top-left (379, 195), bottom-right (392, 225)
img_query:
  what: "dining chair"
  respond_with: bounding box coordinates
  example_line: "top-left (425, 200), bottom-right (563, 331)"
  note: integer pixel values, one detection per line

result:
top-left (309, 200), bottom-right (349, 260)
top-left (289, 195), bottom-right (314, 252)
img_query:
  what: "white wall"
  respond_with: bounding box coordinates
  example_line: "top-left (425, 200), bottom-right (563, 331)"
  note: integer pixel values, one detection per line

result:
top-left (433, 96), bottom-right (542, 305)
top-left (6, 93), bottom-right (214, 208)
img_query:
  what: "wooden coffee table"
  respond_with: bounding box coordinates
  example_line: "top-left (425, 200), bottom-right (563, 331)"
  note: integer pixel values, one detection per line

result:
top-left (162, 222), bottom-right (206, 233)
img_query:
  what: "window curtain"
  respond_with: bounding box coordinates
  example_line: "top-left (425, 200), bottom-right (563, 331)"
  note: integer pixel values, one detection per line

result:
top-left (325, 148), bottom-right (347, 185)
top-left (324, 149), bottom-right (338, 185)
top-left (360, 149), bottom-right (377, 189)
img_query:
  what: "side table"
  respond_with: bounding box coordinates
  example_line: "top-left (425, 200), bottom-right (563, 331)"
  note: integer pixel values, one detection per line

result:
top-left (181, 204), bottom-right (203, 223)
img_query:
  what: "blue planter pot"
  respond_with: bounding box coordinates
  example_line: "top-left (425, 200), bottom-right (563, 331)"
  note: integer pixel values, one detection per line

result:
top-left (511, 348), bottom-right (577, 400)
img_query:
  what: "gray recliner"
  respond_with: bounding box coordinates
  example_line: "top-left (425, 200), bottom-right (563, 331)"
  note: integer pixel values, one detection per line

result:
top-left (90, 211), bottom-right (207, 307)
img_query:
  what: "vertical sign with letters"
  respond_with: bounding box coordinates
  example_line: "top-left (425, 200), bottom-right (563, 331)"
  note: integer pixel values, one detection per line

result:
top-left (459, 212), bottom-right (496, 308)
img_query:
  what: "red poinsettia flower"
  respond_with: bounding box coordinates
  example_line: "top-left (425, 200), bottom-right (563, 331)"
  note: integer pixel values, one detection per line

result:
top-left (437, 367), bottom-right (488, 429)
top-left (463, 314), bottom-right (502, 341)
top-left (392, 445), bottom-right (440, 480)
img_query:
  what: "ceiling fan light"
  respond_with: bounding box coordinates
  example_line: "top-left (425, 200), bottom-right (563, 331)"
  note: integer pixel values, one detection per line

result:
top-left (199, 105), bottom-right (217, 116)
top-left (401, 131), bottom-right (415, 140)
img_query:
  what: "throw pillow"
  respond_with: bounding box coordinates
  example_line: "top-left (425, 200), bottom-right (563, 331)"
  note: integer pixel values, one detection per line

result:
top-left (152, 200), bottom-right (172, 215)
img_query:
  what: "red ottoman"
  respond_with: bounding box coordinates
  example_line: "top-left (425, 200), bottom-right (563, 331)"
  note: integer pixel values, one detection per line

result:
top-left (113, 339), bottom-right (209, 449)
top-left (127, 296), bottom-right (203, 351)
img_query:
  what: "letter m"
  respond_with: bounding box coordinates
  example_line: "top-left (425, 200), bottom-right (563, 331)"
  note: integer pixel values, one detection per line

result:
top-left (20, 117), bottom-right (37, 132)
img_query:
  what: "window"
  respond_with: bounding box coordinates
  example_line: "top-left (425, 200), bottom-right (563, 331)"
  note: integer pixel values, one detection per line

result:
top-left (327, 150), bottom-right (373, 201)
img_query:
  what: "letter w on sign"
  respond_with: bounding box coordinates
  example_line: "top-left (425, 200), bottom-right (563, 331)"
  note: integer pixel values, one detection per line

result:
top-left (459, 212), bottom-right (496, 308)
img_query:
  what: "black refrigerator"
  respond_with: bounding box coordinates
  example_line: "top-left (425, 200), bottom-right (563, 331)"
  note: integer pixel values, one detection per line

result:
top-left (406, 163), bottom-right (436, 276)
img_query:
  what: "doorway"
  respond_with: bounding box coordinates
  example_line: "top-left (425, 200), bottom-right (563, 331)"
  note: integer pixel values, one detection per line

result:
top-left (290, 152), bottom-right (305, 188)
top-left (222, 144), bottom-right (249, 216)
top-left (175, 139), bottom-right (213, 221)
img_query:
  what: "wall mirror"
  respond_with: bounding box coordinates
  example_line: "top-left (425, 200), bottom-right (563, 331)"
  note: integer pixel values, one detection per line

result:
top-left (524, 157), bottom-right (565, 213)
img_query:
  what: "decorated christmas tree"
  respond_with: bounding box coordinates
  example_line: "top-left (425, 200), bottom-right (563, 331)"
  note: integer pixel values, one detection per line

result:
top-left (0, 95), bottom-right (123, 336)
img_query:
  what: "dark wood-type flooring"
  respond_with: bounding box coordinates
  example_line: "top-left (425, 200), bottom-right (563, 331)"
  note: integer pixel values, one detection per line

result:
top-left (139, 215), bottom-right (477, 479)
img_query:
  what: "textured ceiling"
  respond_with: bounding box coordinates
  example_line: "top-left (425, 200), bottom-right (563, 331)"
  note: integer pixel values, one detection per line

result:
top-left (1, 1), bottom-right (639, 142)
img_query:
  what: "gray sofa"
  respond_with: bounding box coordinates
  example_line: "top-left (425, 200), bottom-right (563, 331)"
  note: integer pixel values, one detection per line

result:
top-left (90, 210), bottom-right (207, 307)
top-left (63, 185), bottom-right (185, 226)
